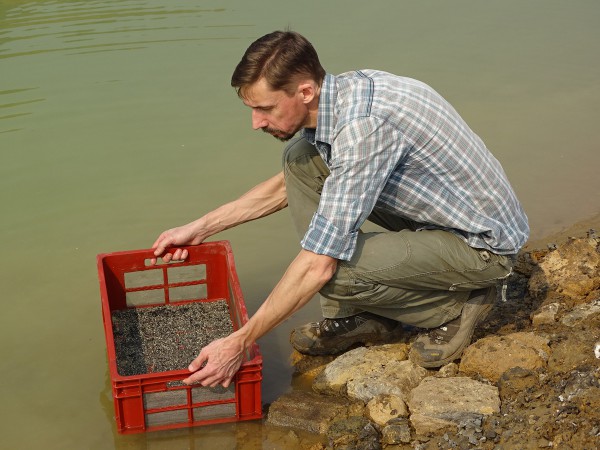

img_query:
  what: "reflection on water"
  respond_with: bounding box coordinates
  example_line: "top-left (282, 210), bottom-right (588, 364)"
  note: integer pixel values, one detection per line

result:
top-left (1, 1), bottom-right (225, 60)
top-left (1, 0), bottom-right (599, 449)
top-left (0, 0), bottom-right (229, 136)
top-left (0, 89), bottom-right (41, 133)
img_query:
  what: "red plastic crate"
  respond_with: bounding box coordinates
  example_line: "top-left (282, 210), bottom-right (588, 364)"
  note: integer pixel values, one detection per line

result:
top-left (97, 241), bottom-right (262, 434)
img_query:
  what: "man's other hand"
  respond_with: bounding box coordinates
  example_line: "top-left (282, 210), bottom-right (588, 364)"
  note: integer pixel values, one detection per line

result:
top-left (150, 224), bottom-right (203, 264)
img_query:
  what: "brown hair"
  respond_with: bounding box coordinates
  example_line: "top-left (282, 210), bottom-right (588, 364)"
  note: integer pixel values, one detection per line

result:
top-left (231, 31), bottom-right (326, 98)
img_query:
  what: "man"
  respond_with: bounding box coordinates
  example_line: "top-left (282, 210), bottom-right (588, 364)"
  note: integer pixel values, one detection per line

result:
top-left (152, 31), bottom-right (529, 387)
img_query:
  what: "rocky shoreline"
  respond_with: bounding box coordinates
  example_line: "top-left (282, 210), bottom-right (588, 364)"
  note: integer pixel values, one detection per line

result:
top-left (260, 221), bottom-right (600, 449)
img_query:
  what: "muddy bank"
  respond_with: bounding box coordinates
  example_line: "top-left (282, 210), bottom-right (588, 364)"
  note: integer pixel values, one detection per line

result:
top-left (260, 215), bottom-right (600, 449)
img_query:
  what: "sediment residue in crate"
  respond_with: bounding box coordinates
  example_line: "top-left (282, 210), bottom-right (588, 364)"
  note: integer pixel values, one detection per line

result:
top-left (112, 300), bottom-right (233, 376)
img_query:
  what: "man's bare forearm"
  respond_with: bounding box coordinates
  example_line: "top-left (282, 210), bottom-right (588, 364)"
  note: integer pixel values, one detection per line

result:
top-left (233, 249), bottom-right (338, 347)
top-left (191, 171), bottom-right (287, 241)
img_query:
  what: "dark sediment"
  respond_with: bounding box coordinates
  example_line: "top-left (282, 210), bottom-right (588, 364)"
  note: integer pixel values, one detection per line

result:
top-left (111, 300), bottom-right (233, 376)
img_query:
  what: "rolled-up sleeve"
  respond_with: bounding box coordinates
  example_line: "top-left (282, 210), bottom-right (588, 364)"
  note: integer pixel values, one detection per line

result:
top-left (301, 213), bottom-right (358, 260)
top-left (301, 117), bottom-right (404, 260)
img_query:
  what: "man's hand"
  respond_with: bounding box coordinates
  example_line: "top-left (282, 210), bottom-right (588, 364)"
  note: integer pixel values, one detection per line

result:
top-left (181, 249), bottom-right (337, 387)
top-left (183, 335), bottom-right (246, 387)
top-left (151, 224), bottom-right (204, 264)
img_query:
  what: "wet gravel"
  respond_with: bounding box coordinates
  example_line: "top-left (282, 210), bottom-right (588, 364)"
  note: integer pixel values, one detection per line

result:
top-left (111, 300), bottom-right (233, 376)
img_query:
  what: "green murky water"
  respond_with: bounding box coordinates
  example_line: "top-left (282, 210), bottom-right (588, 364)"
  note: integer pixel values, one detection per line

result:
top-left (1, 0), bottom-right (599, 448)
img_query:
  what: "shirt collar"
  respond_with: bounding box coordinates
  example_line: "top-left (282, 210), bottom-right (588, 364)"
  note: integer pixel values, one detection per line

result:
top-left (302, 73), bottom-right (336, 146)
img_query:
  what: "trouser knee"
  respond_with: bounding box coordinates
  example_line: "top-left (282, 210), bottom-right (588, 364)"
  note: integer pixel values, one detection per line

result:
top-left (281, 137), bottom-right (329, 238)
top-left (282, 136), bottom-right (330, 201)
top-left (282, 136), bottom-right (318, 171)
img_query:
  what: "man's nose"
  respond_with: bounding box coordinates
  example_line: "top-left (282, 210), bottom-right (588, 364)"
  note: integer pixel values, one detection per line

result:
top-left (252, 109), bottom-right (268, 130)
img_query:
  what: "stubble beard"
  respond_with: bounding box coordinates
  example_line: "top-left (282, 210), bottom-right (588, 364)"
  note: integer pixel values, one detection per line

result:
top-left (262, 126), bottom-right (300, 142)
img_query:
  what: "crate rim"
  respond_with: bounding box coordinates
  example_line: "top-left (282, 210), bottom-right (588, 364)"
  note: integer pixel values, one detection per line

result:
top-left (97, 240), bottom-right (263, 383)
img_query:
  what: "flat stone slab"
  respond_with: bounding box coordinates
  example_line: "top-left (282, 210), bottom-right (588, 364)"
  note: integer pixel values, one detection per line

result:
top-left (408, 377), bottom-right (500, 436)
top-left (266, 390), bottom-right (362, 435)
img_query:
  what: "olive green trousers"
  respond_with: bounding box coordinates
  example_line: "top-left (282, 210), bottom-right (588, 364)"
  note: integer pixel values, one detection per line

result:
top-left (283, 136), bottom-right (513, 328)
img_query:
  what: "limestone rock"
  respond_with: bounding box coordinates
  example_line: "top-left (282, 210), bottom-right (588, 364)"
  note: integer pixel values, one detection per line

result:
top-left (290, 349), bottom-right (335, 375)
top-left (290, 350), bottom-right (336, 388)
top-left (313, 345), bottom-right (426, 403)
top-left (497, 367), bottom-right (539, 401)
top-left (409, 413), bottom-right (455, 436)
top-left (561, 299), bottom-right (600, 327)
top-left (531, 302), bottom-right (560, 326)
top-left (365, 394), bottom-right (408, 426)
top-left (267, 390), bottom-right (362, 435)
top-left (528, 237), bottom-right (600, 301)
top-left (459, 332), bottom-right (550, 382)
top-left (436, 362), bottom-right (459, 378)
top-left (381, 418), bottom-right (412, 445)
top-left (407, 377), bottom-right (500, 436)
top-left (326, 416), bottom-right (381, 450)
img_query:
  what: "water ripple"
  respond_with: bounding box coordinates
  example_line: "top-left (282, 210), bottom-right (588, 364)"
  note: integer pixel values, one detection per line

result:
top-left (0, 0), bottom-right (227, 60)
top-left (0, 0), bottom-right (242, 134)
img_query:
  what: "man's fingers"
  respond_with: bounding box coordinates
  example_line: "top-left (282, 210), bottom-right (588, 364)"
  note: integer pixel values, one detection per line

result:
top-left (184, 371), bottom-right (221, 386)
top-left (183, 351), bottom-right (232, 387)
top-left (152, 235), bottom-right (189, 264)
top-left (151, 239), bottom-right (162, 253)
top-left (220, 376), bottom-right (233, 388)
top-left (172, 248), bottom-right (183, 260)
top-left (183, 363), bottom-right (214, 386)
top-left (184, 368), bottom-right (233, 387)
top-left (151, 228), bottom-right (194, 266)
top-left (183, 372), bottom-right (203, 385)
top-left (152, 236), bottom-right (170, 261)
top-left (188, 351), bottom-right (208, 372)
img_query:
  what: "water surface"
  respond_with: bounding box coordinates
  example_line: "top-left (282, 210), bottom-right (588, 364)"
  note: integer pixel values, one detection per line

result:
top-left (1, 1), bottom-right (599, 448)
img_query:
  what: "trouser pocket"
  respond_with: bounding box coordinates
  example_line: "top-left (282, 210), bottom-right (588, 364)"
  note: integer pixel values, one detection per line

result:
top-left (448, 250), bottom-right (513, 291)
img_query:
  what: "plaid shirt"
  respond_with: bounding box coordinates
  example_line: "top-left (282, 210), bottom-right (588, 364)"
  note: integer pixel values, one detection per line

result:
top-left (300, 71), bottom-right (529, 261)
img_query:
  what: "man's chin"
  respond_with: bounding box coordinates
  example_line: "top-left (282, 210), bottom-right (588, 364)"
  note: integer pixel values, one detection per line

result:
top-left (272, 134), bottom-right (294, 142)
top-left (263, 128), bottom-right (296, 142)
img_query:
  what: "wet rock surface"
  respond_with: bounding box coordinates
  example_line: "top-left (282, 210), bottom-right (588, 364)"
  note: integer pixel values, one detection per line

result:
top-left (264, 232), bottom-right (600, 449)
top-left (326, 416), bottom-right (381, 450)
top-left (267, 390), bottom-right (364, 435)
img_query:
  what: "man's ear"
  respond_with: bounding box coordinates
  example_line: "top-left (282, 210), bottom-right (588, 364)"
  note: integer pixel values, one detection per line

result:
top-left (298, 81), bottom-right (317, 104)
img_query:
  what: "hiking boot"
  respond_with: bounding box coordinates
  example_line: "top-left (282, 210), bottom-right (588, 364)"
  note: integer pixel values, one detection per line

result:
top-left (409, 286), bottom-right (496, 368)
top-left (290, 312), bottom-right (403, 356)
